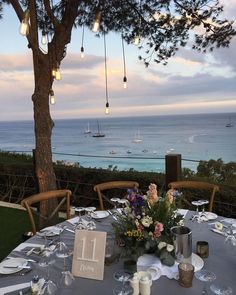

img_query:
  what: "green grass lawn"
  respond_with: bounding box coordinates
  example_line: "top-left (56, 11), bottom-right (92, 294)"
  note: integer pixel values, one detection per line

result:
top-left (0, 206), bottom-right (32, 261)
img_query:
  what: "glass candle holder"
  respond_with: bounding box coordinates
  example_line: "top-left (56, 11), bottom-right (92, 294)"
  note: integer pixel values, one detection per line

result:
top-left (196, 241), bottom-right (209, 258)
top-left (178, 262), bottom-right (194, 288)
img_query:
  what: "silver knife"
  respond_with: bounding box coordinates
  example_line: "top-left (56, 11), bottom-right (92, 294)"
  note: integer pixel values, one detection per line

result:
top-left (211, 228), bottom-right (227, 236)
top-left (3, 265), bottom-right (31, 269)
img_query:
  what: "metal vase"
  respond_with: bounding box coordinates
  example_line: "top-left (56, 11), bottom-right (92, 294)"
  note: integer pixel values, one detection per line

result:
top-left (171, 226), bottom-right (192, 263)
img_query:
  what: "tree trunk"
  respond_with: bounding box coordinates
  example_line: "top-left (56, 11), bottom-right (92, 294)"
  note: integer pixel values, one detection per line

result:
top-left (32, 50), bottom-right (57, 223)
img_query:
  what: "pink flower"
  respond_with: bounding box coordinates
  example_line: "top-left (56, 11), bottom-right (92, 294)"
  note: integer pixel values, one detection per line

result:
top-left (147, 183), bottom-right (158, 205)
top-left (153, 222), bottom-right (164, 238)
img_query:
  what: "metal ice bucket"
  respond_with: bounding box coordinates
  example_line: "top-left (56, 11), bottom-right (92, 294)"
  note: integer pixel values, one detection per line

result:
top-left (171, 226), bottom-right (192, 263)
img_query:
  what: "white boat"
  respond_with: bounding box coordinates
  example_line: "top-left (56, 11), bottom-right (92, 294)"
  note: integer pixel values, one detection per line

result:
top-left (225, 117), bottom-right (233, 127)
top-left (132, 130), bottom-right (142, 143)
top-left (84, 123), bottom-right (91, 134)
top-left (92, 121), bottom-right (105, 138)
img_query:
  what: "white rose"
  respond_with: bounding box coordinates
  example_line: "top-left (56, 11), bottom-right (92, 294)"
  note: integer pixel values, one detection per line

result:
top-left (141, 216), bottom-right (153, 227)
top-left (158, 241), bottom-right (167, 250)
top-left (166, 244), bottom-right (174, 252)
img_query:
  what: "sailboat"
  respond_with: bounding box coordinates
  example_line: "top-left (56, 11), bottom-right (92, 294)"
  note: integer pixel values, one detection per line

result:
top-left (225, 117), bottom-right (233, 127)
top-left (92, 121), bottom-right (105, 138)
top-left (132, 130), bottom-right (142, 143)
top-left (84, 123), bottom-right (91, 134)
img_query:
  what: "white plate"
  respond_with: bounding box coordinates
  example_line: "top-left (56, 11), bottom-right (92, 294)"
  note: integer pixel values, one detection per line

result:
top-left (192, 253), bottom-right (204, 272)
top-left (38, 226), bottom-right (62, 237)
top-left (205, 212), bottom-right (218, 220)
top-left (221, 218), bottom-right (236, 225)
top-left (91, 211), bottom-right (109, 219)
top-left (0, 258), bottom-right (28, 274)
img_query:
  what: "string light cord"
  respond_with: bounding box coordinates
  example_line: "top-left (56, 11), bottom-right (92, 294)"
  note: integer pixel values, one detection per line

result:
top-left (103, 33), bottom-right (109, 106)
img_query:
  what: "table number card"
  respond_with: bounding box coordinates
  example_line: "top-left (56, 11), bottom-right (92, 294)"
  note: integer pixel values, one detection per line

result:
top-left (72, 230), bottom-right (107, 280)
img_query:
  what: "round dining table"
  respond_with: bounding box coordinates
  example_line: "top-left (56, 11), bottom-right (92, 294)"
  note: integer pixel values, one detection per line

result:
top-left (0, 211), bottom-right (235, 295)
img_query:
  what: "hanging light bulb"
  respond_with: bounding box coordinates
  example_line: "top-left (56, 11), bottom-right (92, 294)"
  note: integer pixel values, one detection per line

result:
top-left (49, 89), bottom-right (56, 105)
top-left (123, 76), bottom-right (127, 89)
top-left (19, 9), bottom-right (30, 36)
top-left (53, 62), bottom-right (61, 80)
top-left (80, 46), bottom-right (85, 59)
top-left (41, 30), bottom-right (47, 45)
top-left (134, 35), bottom-right (141, 45)
top-left (105, 102), bottom-right (110, 115)
top-left (52, 68), bottom-right (56, 78)
top-left (92, 11), bottom-right (101, 32)
top-left (55, 68), bottom-right (61, 80)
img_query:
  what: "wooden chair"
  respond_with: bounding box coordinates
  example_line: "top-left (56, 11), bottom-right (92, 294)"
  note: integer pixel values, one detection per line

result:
top-left (168, 181), bottom-right (219, 212)
top-left (93, 181), bottom-right (139, 210)
top-left (21, 189), bottom-right (72, 235)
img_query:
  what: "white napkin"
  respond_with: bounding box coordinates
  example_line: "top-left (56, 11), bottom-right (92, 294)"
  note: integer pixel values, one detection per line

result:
top-left (137, 254), bottom-right (179, 281)
top-left (67, 217), bottom-right (88, 226)
top-left (0, 282), bottom-right (31, 295)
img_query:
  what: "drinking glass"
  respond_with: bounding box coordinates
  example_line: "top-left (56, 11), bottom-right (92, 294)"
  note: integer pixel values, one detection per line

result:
top-left (191, 200), bottom-right (203, 222)
top-left (85, 207), bottom-right (96, 230)
top-left (210, 283), bottom-right (233, 295)
top-left (111, 198), bottom-right (121, 209)
top-left (75, 207), bottom-right (86, 230)
top-left (113, 270), bottom-right (133, 295)
top-left (55, 241), bottom-right (70, 258)
top-left (200, 200), bottom-right (209, 214)
top-left (41, 267), bottom-right (57, 294)
top-left (60, 270), bottom-right (75, 287)
top-left (224, 225), bottom-right (236, 247)
top-left (195, 269), bottom-right (216, 294)
top-left (38, 232), bottom-right (55, 267)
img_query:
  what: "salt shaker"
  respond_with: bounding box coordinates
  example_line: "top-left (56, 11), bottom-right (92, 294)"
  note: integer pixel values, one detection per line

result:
top-left (31, 275), bottom-right (40, 295)
top-left (139, 275), bottom-right (151, 295)
top-left (130, 273), bottom-right (140, 295)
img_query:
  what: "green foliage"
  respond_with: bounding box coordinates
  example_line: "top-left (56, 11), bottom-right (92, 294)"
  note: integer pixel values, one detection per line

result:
top-left (0, 207), bottom-right (32, 261)
top-left (197, 158), bottom-right (236, 184)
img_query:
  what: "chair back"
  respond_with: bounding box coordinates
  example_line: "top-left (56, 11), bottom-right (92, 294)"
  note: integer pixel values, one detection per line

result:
top-left (168, 181), bottom-right (219, 212)
top-left (94, 181), bottom-right (139, 210)
top-left (21, 189), bottom-right (72, 235)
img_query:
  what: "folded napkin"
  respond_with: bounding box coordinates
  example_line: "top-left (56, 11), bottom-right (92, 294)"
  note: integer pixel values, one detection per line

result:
top-left (67, 217), bottom-right (88, 226)
top-left (137, 254), bottom-right (178, 281)
top-left (0, 282), bottom-right (31, 295)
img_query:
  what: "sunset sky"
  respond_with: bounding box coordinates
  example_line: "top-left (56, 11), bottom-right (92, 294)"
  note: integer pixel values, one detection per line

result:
top-left (0, 1), bottom-right (236, 121)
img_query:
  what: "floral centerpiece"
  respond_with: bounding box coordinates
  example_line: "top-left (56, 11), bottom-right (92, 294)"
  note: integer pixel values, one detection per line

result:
top-left (112, 183), bottom-right (183, 266)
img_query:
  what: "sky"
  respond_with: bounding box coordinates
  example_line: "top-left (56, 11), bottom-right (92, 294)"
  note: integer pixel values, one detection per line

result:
top-left (0, 1), bottom-right (236, 121)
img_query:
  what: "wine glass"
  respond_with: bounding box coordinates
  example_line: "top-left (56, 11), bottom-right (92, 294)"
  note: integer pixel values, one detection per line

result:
top-left (111, 198), bottom-right (121, 209)
top-left (210, 283), bottom-right (233, 295)
top-left (200, 200), bottom-right (209, 214)
top-left (60, 270), bottom-right (75, 287)
top-left (38, 232), bottom-right (55, 267)
top-left (41, 266), bottom-right (58, 294)
top-left (113, 270), bottom-right (133, 295)
top-left (75, 207), bottom-right (86, 230)
top-left (224, 225), bottom-right (236, 247)
top-left (195, 269), bottom-right (216, 294)
top-left (85, 207), bottom-right (96, 230)
top-left (191, 200), bottom-right (202, 222)
top-left (55, 241), bottom-right (70, 258)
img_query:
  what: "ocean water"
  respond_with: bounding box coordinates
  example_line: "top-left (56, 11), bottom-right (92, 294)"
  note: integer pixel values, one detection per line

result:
top-left (0, 113), bottom-right (235, 172)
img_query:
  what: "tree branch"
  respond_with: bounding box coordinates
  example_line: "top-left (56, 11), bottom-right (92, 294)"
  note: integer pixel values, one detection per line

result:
top-left (9, 0), bottom-right (24, 21)
top-left (43, 0), bottom-right (59, 28)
